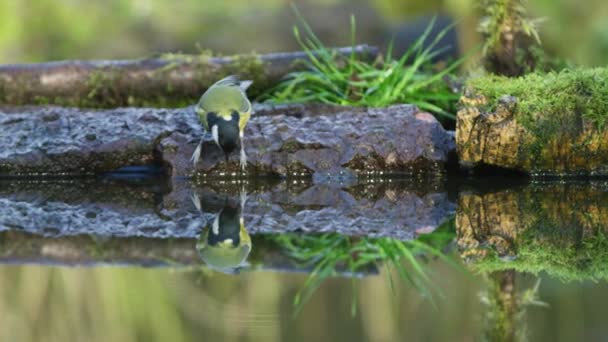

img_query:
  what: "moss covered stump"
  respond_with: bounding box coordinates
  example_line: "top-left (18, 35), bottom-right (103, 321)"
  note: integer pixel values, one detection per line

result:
top-left (456, 68), bottom-right (608, 175)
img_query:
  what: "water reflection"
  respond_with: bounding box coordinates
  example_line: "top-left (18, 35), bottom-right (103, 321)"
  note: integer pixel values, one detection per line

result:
top-left (3, 178), bottom-right (608, 340)
top-left (0, 176), bottom-right (453, 239)
top-left (455, 181), bottom-right (608, 341)
top-left (478, 271), bottom-right (547, 342)
top-left (456, 182), bottom-right (608, 281)
top-left (263, 218), bottom-right (459, 315)
top-left (192, 191), bottom-right (251, 273)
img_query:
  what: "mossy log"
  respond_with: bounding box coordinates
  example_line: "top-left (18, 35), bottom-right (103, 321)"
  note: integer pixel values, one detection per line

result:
top-left (456, 182), bottom-right (608, 281)
top-left (0, 103), bottom-right (455, 178)
top-left (0, 45), bottom-right (378, 108)
top-left (457, 68), bottom-right (608, 175)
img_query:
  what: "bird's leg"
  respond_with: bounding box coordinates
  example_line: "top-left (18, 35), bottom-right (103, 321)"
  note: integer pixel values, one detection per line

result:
top-left (239, 186), bottom-right (247, 230)
top-left (190, 192), bottom-right (202, 213)
top-left (239, 134), bottom-right (247, 171)
top-left (239, 186), bottom-right (247, 209)
top-left (190, 138), bottom-right (204, 165)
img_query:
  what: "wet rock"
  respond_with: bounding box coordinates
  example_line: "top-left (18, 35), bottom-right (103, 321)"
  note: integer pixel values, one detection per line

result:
top-left (0, 103), bottom-right (455, 178)
top-left (0, 106), bottom-right (164, 176)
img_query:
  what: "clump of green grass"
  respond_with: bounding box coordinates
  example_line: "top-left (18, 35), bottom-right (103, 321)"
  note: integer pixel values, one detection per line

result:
top-left (264, 9), bottom-right (464, 120)
top-left (269, 218), bottom-right (463, 316)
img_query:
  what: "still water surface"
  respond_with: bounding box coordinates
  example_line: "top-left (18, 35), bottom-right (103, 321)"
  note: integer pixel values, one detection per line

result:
top-left (0, 176), bottom-right (607, 342)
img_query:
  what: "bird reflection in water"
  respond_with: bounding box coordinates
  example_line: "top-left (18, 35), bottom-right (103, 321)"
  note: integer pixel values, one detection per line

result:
top-left (191, 190), bottom-right (251, 274)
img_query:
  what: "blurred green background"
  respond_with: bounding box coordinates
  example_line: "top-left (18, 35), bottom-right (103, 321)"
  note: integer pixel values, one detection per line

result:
top-left (1, 262), bottom-right (608, 341)
top-left (0, 0), bottom-right (606, 66)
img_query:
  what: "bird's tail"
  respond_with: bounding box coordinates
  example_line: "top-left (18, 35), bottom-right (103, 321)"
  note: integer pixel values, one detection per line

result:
top-left (213, 75), bottom-right (253, 91)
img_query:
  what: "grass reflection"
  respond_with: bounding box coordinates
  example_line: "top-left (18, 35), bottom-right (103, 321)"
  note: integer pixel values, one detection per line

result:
top-left (264, 217), bottom-right (464, 315)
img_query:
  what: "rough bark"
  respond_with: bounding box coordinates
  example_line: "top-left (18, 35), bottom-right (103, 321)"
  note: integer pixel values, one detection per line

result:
top-left (456, 69), bottom-right (608, 175)
top-left (0, 177), bottom-right (455, 241)
top-left (0, 46), bottom-right (378, 108)
top-left (0, 103), bottom-right (455, 178)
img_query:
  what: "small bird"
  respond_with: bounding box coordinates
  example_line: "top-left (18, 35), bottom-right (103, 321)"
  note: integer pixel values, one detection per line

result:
top-left (192, 191), bottom-right (251, 274)
top-left (190, 75), bottom-right (253, 170)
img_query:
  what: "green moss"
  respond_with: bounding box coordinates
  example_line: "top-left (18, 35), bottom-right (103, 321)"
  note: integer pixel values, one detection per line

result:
top-left (468, 68), bottom-right (608, 129)
top-left (159, 50), bottom-right (213, 63)
top-left (466, 68), bottom-right (608, 167)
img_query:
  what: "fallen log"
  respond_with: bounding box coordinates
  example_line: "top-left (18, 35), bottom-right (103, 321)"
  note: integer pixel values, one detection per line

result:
top-left (456, 182), bottom-right (608, 281)
top-left (456, 68), bottom-right (608, 175)
top-left (0, 46), bottom-right (378, 108)
top-left (0, 177), bottom-right (455, 241)
top-left (0, 103), bottom-right (455, 178)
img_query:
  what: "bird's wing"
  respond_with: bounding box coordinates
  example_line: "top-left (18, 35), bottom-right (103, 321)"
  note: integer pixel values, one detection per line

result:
top-left (239, 112), bottom-right (251, 133)
top-left (200, 86), bottom-right (251, 119)
top-left (195, 105), bottom-right (209, 131)
top-left (208, 75), bottom-right (252, 113)
top-left (197, 75), bottom-right (252, 127)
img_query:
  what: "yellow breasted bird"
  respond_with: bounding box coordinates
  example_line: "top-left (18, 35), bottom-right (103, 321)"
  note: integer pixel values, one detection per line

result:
top-left (191, 191), bottom-right (251, 273)
top-left (191, 75), bottom-right (253, 170)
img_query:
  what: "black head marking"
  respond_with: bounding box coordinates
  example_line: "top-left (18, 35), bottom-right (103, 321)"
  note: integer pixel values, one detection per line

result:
top-left (206, 112), bottom-right (219, 127)
top-left (231, 110), bottom-right (239, 121)
top-left (206, 110), bottom-right (241, 155)
top-left (207, 205), bottom-right (241, 247)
